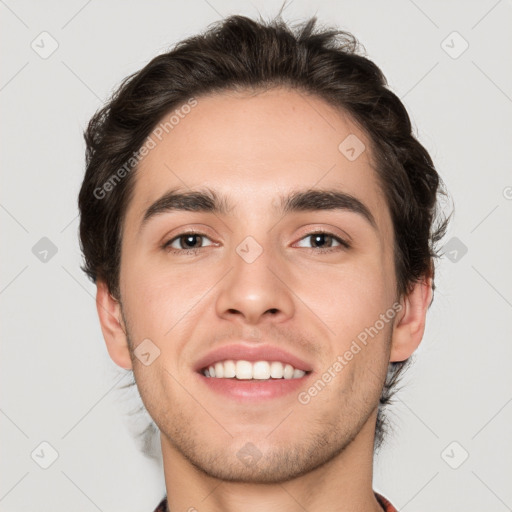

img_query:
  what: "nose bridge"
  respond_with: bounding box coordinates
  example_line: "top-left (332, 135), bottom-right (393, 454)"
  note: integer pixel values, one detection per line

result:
top-left (215, 233), bottom-right (294, 324)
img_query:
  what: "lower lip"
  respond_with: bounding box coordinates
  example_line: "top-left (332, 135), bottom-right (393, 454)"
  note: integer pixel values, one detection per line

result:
top-left (196, 373), bottom-right (312, 402)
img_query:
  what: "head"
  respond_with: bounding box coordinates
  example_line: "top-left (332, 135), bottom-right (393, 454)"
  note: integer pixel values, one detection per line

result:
top-left (78, 13), bottom-right (449, 481)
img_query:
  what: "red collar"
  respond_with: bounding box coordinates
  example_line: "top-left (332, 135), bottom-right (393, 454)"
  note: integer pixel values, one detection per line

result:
top-left (375, 492), bottom-right (398, 511)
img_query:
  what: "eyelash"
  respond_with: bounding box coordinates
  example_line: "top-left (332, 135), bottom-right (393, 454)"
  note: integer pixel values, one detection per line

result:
top-left (162, 231), bottom-right (351, 255)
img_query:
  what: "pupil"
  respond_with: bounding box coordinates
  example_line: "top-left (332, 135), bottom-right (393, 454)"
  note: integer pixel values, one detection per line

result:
top-left (313, 234), bottom-right (330, 247)
top-left (183, 235), bottom-right (200, 248)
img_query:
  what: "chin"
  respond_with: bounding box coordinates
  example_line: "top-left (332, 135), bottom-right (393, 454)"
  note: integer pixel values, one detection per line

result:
top-left (173, 433), bottom-right (352, 484)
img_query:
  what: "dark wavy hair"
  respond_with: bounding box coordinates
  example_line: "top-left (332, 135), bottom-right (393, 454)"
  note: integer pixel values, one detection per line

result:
top-left (78, 12), bottom-right (450, 450)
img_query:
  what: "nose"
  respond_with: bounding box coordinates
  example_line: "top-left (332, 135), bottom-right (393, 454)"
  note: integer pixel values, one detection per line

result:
top-left (215, 241), bottom-right (295, 326)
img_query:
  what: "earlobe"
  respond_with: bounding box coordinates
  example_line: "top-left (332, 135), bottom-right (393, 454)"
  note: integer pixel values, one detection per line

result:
top-left (390, 276), bottom-right (433, 362)
top-left (96, 280), bottom-right (133, 370)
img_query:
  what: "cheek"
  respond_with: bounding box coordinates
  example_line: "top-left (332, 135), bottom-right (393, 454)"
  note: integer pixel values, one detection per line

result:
top-left (120, 254), bottom-right (217, 341)
top-left (120, 256), bottom-right (173, 337)
top-left (131, 361), bottom-right (181, 428)
top-left (291, 255), bottom-right (394, 339)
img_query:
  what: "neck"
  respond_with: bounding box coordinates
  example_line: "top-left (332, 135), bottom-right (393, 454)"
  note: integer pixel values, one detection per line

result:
top-left (160, 410), bottom-right (383, 512)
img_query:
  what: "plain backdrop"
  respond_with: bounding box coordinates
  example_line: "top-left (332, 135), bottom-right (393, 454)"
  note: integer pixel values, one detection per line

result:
top-left (1, 1), bottom-right (512, 511)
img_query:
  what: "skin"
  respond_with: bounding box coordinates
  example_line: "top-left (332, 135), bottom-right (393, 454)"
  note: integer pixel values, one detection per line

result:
top-left (96, 87), bottom-right (432, 512)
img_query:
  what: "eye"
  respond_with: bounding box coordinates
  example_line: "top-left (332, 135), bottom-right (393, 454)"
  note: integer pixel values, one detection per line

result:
top-left (163, 232), bottom-right (214, 252)
top-left (295, 232), bottom-right (350, 251)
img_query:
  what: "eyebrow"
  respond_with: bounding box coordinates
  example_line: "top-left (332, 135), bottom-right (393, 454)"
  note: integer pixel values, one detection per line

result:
top-left (139, 187), bottom-right (377, 234)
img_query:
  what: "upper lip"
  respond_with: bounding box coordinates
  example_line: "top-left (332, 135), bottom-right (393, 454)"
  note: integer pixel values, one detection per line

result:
top-left (193, 343), bottom-right (313, 373)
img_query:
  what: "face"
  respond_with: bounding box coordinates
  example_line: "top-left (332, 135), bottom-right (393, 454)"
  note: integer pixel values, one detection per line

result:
top-left (105, 87), bottom-right (411, 483)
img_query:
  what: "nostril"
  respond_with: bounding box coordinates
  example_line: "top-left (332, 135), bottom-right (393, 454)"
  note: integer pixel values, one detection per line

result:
top-left (267, 308), bottom-right (279, 314)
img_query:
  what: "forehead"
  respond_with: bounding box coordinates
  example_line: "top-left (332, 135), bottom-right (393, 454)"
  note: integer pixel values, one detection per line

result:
top-left (125, 87), bottom-right (392, 237)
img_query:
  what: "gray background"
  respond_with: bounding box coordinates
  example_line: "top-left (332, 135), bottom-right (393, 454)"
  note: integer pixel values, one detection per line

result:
top-left (1, 0), bottom-right (512, 510)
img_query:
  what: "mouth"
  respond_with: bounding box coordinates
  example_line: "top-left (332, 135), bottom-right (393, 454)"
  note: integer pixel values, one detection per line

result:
top-left (197, 364), bottom-right (312, 401)
top-left (193, 344), bottom-right (314, 401)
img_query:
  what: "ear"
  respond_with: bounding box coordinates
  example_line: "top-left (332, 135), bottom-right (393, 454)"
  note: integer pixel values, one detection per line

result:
top-left (96, 280), bottom-right (133, 370)
top-left (390, 275), bottom-right (433, 362)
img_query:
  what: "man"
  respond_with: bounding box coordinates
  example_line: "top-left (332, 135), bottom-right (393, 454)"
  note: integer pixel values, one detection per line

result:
top-left (78, 11), bottom-right (449, 512)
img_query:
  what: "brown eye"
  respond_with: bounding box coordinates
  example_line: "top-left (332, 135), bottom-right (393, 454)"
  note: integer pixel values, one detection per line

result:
top-left (310, 233), bottom-right (335, 248)
top-left (178, 234), bottom-right (203, 249)
top-left (164, 233), bottom-right (213, 251)
top-left (296, 232), bottom-right (350, 250)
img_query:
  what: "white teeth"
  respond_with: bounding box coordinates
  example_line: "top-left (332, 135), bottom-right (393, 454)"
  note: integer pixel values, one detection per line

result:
top-left (214, 362), bottom-right (224, 378)
top-left (252, 361), bottom-right (270, 380)
top-left (202, 360), bottom-right (308, 380)
top-left (223, 360), bottom-right (236, 378)
top-left (270, 361), bottom-right (284, 379)
top-left (283, 364), bottom-right (294, 379)
top-left (235, 360), bottom-right (252, 379)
